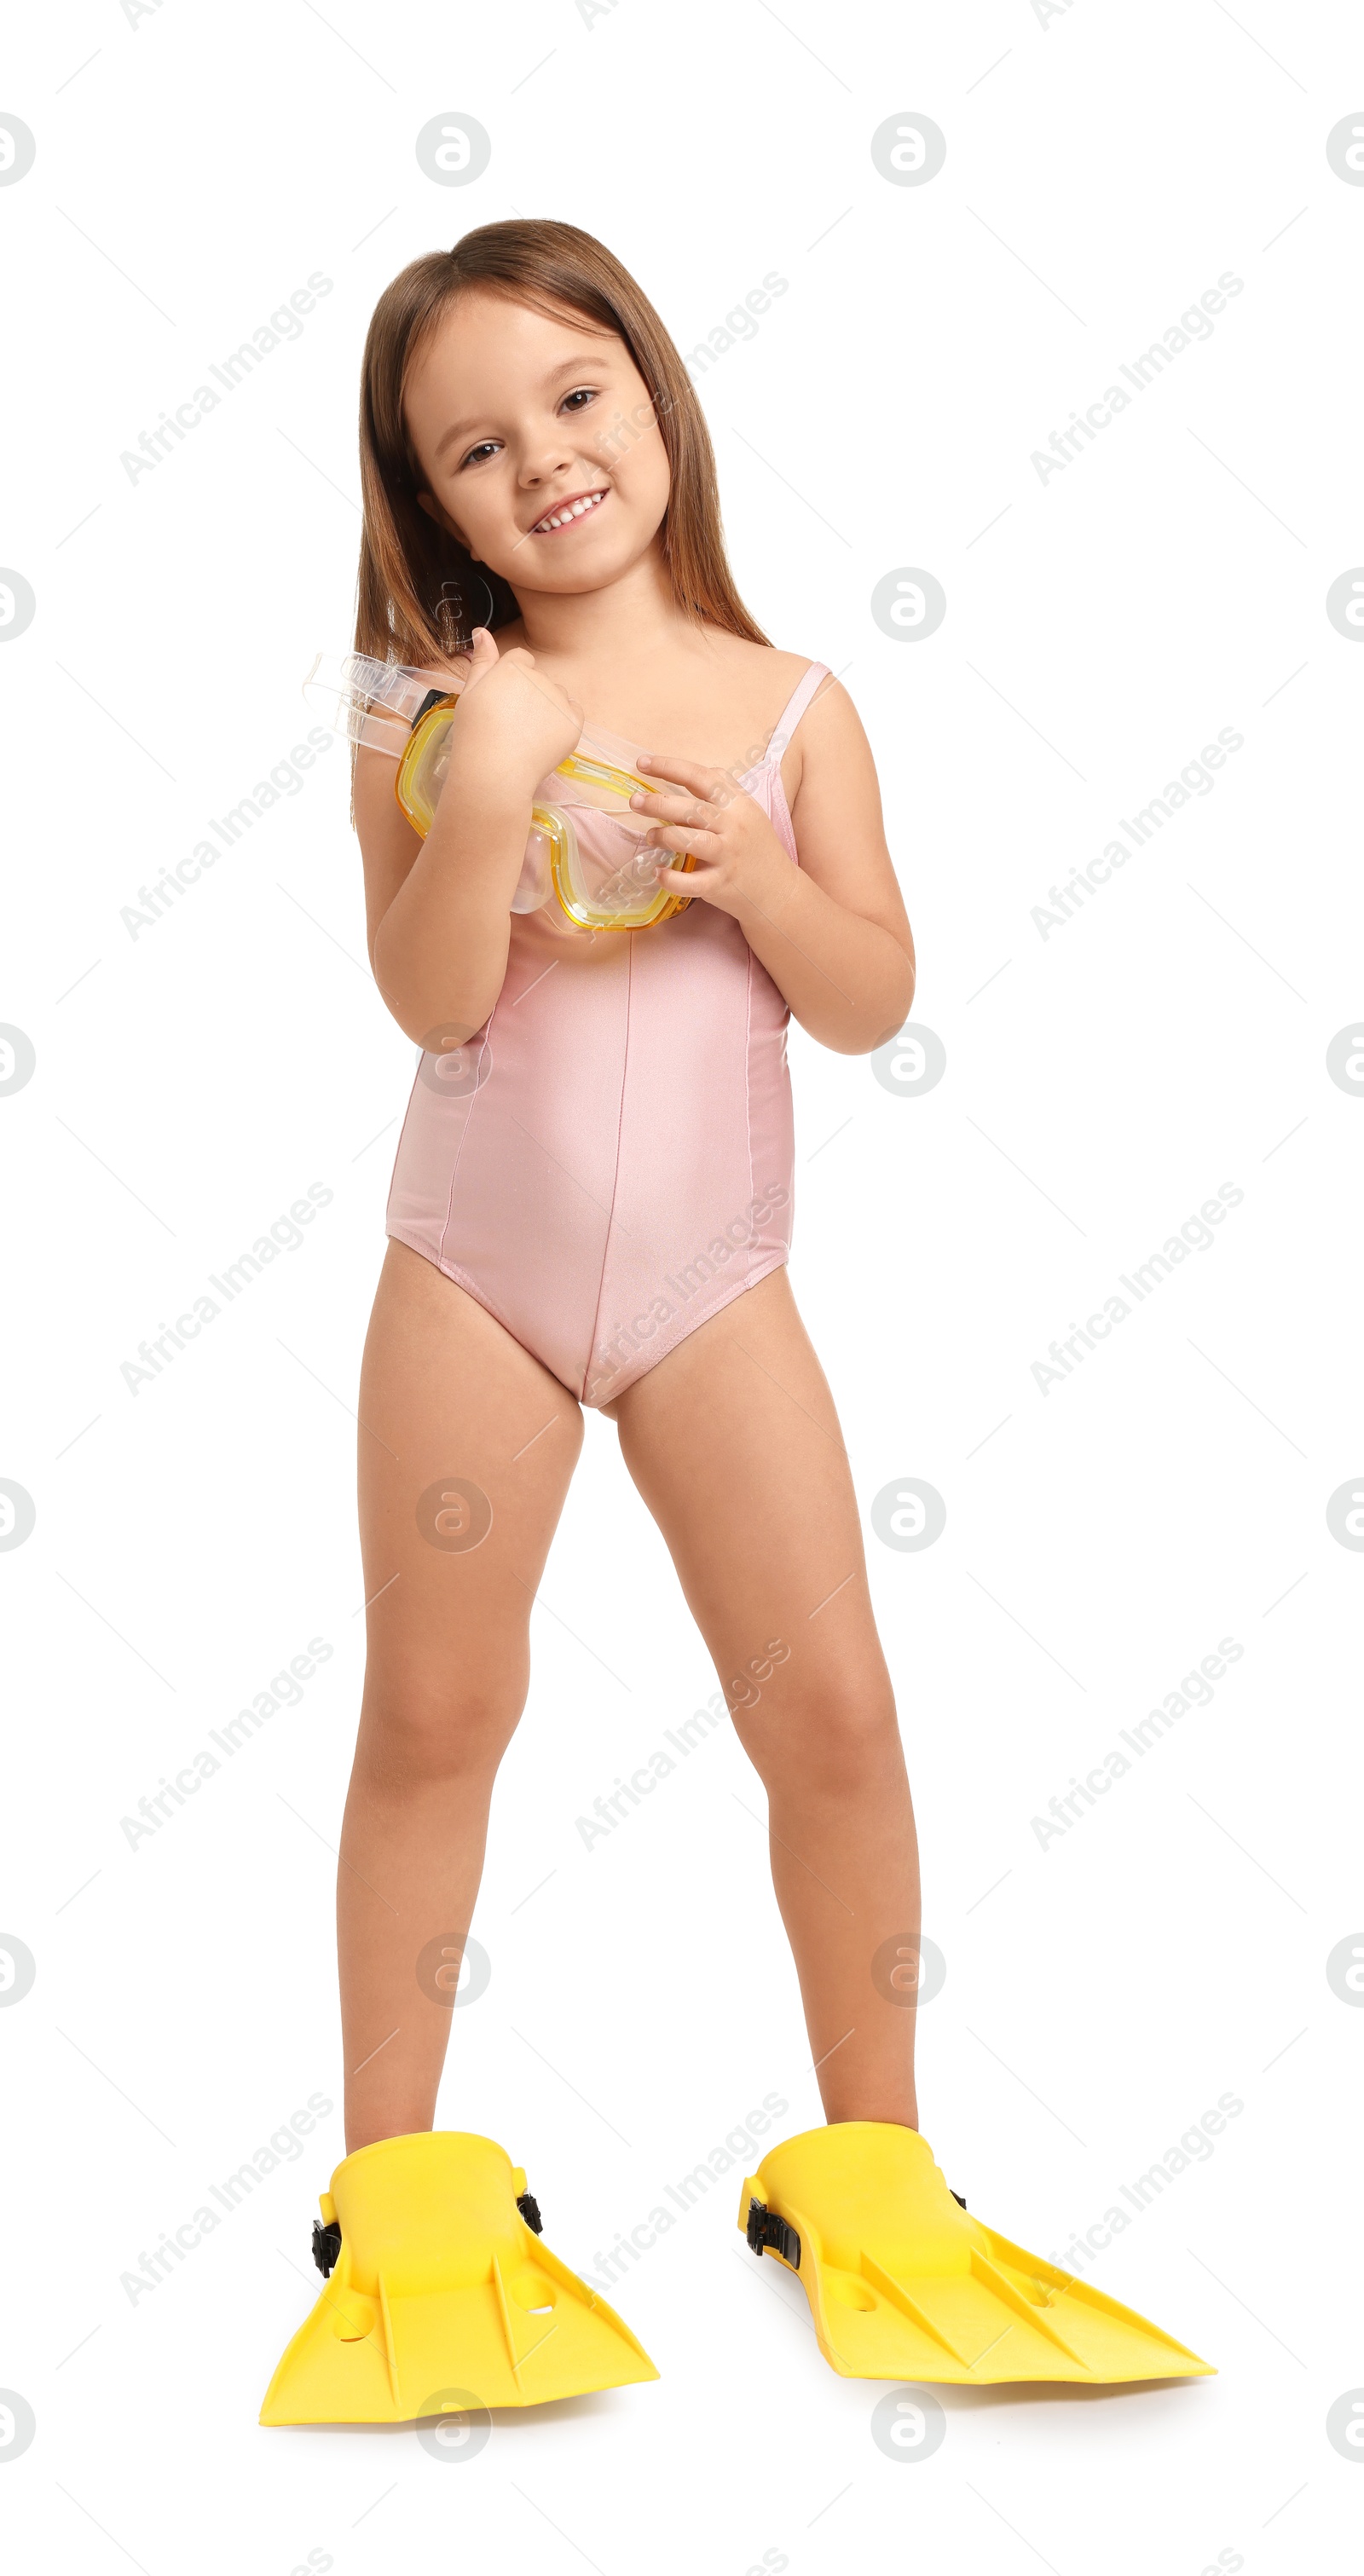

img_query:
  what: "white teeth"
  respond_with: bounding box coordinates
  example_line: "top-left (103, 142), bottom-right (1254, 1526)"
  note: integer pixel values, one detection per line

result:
top-left (535, 490), bottom-right (606, 534)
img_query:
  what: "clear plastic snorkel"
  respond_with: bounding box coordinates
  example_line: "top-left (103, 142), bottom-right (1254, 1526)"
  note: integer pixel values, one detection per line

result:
top-left (303, 652), bottom-right (692, 933)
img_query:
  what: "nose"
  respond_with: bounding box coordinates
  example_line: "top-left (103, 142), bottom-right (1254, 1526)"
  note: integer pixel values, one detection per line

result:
top-left (517, 435), bottom-right (576, 492)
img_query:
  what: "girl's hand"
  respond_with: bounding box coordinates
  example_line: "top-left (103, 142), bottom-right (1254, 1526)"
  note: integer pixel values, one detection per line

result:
top-left (630, 756), bottom-right (792, 923)
top-left (446, 628), bottom-right (584, 804)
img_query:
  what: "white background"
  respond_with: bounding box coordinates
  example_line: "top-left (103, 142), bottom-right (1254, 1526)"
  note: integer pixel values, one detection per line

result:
top-left (2, 3), bottom-right (1361, 2569)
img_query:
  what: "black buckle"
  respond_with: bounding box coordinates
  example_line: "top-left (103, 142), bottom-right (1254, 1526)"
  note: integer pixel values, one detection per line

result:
top-left (410, 687), bottom-right (454, 731)
top-left (745, 2197), bottom-right (800, 2268)
top-left (312, 2218), bottom-right (342, 2278)
top-left (951, 2190), bottom-right (967, 2209)
top-left (516, 2191), bottom-right (543, 2236)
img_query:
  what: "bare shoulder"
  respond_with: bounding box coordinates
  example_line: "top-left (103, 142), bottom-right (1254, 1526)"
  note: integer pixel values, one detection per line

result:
top-left (699, 626), bottom-right (810, 701)
top-left (712, 640), bottom-right (874, 806)
top-left (693, 627), bottom-right (832, 773)
top-left (799, 663), bottom-right (868, 751)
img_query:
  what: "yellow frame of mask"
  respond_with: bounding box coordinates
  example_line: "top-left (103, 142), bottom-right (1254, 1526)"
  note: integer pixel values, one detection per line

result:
top-left (394, 698), bottom-right (694, 933)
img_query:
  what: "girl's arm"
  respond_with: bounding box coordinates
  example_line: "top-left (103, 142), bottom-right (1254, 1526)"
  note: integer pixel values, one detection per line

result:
top-left (634, 681), bottom-right (916, 1055)
top-left (357, 636), bottom-right (582, 1047)
top-left (357, 753), bottom-right (529, 1048)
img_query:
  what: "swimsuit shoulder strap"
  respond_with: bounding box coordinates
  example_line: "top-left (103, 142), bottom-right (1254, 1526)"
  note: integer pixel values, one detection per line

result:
top-left (763, 660), bottom-right (833, 765)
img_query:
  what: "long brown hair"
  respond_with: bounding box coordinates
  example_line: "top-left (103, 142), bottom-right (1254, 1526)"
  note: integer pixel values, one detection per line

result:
top-left (355, 219), bottom-right (769, 664)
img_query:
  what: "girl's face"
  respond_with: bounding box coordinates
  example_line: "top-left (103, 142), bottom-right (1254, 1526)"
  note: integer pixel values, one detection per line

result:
top-left (405, 288), bottom-right (672, 600)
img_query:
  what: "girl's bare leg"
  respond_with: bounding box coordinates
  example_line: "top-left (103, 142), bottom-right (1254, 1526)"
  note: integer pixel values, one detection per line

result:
top-left (340, 1241), bottom-right (583, 2153)
top-left (604, 1269), bottom-right (920, 2128)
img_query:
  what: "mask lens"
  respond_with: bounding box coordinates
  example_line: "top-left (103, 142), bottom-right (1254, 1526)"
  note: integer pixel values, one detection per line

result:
top-left (547, 755), bottom-right (687, 927)
top-left (511, 822), bottom-right (554, 915)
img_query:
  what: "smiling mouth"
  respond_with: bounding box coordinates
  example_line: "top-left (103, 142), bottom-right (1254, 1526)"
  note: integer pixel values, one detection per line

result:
top-left (529, 488), bottom-right (610, 536)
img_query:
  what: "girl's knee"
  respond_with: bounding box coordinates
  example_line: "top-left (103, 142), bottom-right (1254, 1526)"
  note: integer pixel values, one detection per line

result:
top-left (746, 1673), bottom-right (903, 1798)
top-left (355, 1672), bottom-right (528, 1788)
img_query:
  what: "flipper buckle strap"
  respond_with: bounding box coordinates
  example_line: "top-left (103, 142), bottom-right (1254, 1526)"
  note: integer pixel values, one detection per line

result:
top-left (312, 2218), bottom-right (342, 2278)
top-left (745, 2196), bottom-right (800, 2268)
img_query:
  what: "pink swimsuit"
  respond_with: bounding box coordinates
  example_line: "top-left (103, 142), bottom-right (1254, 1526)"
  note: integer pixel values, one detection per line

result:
top-left (385, 660), bottom-right (830, 1406)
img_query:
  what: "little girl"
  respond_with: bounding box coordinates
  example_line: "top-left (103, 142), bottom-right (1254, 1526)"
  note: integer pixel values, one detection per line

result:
top-left (262, 222), bottom-right (1208, 2423)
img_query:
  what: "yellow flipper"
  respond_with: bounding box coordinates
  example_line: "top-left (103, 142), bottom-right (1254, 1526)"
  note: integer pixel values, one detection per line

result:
top-left (261, 2131), bottom-right (657, 2424)
top-left (738, 2123), bottom-right (1214, 2385)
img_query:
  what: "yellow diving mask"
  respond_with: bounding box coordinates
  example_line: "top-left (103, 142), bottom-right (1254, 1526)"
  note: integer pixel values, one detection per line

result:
top-left (303, 651), bottom-right (694, 933)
